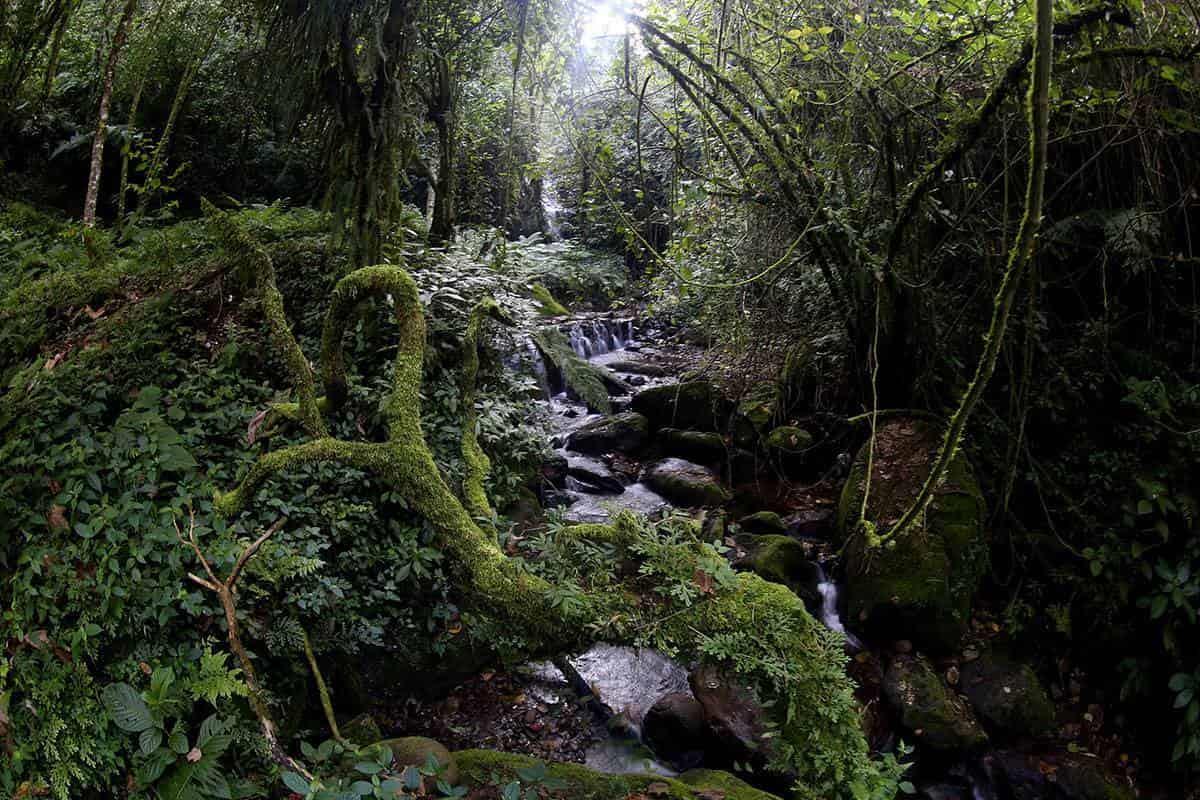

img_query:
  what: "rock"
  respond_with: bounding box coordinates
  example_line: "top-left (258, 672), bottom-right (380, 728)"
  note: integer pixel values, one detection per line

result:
top-left (642, 692), bottom-right (708, 769)
top-left (764, 425), bottom-right (813, 453)
top-left (836, 417), bottom-right (988, 652)
top-left (566, 455), bottom-right (625, 494)
top-left (542, 489), bottom-right (576, 508)
top-left (540, 453), bottom-right (569, 488)
top-left (737, 535), bottom-right (821, 604)
top-left (991, 750), bottom-right (1134, 800)
top-left (783, 508), bottom-right (835, 539)
top-left (961, 651), bottom-right (1055, 738)
top-left (690, 664), bottom-right (770, 767)
top-left (737, 511), bottom-right (788, 536)
top-left (563, 483), bottom-right (669, 523)
top-left (628, 374), bottom-right (647, 386)
top-left (732, 391), bottom-right (776, 447)
top-left (722, 448), bottom-right (760, 485)
top-left (504, 487), bottom-right (543, 527)
top-left (605, 359), bottom-right (669, 377)
top-left (631, 381), bottom-right (731, 432)
top-left (644, 458), bottom-right (731, 506)
top-left (565, 411), bottom-right (649, 455)
top-left (882, 655), bottom-right (988, 754)
top-left (660, 428), bottom-right (728, 463)
top-left (372, 736), bottom-right (458, 783)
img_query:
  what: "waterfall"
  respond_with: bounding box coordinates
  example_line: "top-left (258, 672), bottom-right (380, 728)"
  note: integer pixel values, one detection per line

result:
top-left (815, 563), bottom-right (864, 651)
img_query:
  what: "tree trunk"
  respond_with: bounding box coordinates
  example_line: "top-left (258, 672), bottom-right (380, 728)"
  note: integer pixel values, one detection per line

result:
top-left (82, 0), bottom-right (138, 228)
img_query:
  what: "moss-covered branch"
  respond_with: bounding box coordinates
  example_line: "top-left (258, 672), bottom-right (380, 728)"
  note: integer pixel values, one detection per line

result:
top-left (881, 0), bottom-right (1055, 545)
top-left (208, 220), bottom-right (880, 796)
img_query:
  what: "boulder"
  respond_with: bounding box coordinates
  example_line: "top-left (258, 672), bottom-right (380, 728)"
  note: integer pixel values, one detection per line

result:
top-left (736, 535), bottom-right (821, 604)
top-left (631, 381), bottom-right (731, 431)
top-left (882, 655), bottom-right (988, 754)
top-left (961, 650), bottom-right (1055, 738)
top-left (566, 454), bottom-right (625, 494)
top-left (737, 511), bottom-right (788, 536)
top-left (660, 428), bottom-right (728, 463)
top-left (642, 692), bottom-right (708, 769)
top-left (540, 453), bottom-right (569, 488)
top-left (991, 750), bottom-right (1134, 800)
top-left (565, 411), bottom-right (649, 455)
top-left (836, 417), bottom-right (988, 652)
top-left (371, 737), bottom-right (458, 784)
top-left (764, 425), bottom-right (813, 453)
top-left (689, 664), bottom-right (770, 768)
top-left (783, 508), bottom-right (836, 539)
top-left (644, 458), bottom-right (731, 506)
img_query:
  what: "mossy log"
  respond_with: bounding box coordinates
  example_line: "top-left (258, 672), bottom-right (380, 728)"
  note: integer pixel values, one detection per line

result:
top-left (204, 208), bottom-right (881, 797)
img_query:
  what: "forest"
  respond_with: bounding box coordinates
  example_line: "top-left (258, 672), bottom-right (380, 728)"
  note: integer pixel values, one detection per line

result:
top-left (1, 0), bottom-right (1198, 797)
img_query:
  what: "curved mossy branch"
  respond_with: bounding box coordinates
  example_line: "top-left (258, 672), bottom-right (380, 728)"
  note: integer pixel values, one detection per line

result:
top-left (319, 266), bottom-right (421, 410)
top-left (209, 234), bottom-right (877, 792)
top-left (460, 298), bottom-right (515, 520)
top-left (203, 201), bottom-right (327, 438)
top-left (879, 0), bottom-right (1055, 545)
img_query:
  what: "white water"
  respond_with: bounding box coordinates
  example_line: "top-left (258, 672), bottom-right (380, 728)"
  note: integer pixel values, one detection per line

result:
top-left (816, 564), bottom-right (865, 651)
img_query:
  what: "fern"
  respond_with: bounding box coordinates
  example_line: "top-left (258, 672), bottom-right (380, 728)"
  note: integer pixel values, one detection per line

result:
top-left (530, 328), bottom-right (613, 413)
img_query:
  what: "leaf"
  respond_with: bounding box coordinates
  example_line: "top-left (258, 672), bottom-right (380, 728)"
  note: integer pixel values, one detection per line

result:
top-left (102, 683), bottom-right (154, 732)
top-left (354, 761), bottom-right (380, 775)
top-left (281, 771), bottom-right (311, 794)
top-left (139, 727), bottom-right (163, 755)
top-left (501, 781), bottom-right (522, 800)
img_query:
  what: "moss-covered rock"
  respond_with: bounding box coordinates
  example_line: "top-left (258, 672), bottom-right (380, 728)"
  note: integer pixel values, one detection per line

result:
top-left (765, 426), bottom-right (813, 453)
top-left (993, 750), bottom-right (1134, 800)
top-left (678, 769), bottom-right (784, 800)
top-left (737, 535), bottom-right (820, 604)
top-left (882, 655), bottom-right (988, 754)
top-left (631, 381), bottom-right (731, 431)
top-left (644, 458), bottom-right (731, 506)
top-left (341, 713), bottom-right (382, 745)
top-left (960, 650), bottom-right (1055, 738)
top-left (836, 417), bottom-right (988, 652)
top-left (738, 511), bottom-right (788, 536)
top-left (372, 737), bottom-right (458, 783)
top-left (565, 411), bottom-right (650, 455)
top-left (531, 282), bottom-right (569, 315)
top-left (453, 750), bottom-right (783, 799)
top-left (660, 427), bottom-right (728, 463)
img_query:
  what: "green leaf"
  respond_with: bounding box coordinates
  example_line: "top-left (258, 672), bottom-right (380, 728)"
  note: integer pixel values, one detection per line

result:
top-left (354, 762), bottom-right (380, 775)
top-left (139, 727), bottom-right (163, 755)
top-left (102, 683), bottom-right (154, 732)
top-left (168, 732), bottom-right (190, 754)
top-left (281, 771), bottom-right (311, 794)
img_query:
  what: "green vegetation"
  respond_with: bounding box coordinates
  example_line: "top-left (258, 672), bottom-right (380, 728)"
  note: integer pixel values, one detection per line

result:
top-left (1, 0), bottom-right (1198, 795)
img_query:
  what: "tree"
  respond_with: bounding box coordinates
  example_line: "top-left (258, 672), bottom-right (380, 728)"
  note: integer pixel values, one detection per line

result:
top-left (82, 0), bottom-right (138, 227)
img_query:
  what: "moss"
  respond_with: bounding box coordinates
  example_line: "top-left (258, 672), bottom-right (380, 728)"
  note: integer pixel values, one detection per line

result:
top-left (660, 428), bottom-right (727, 463)
top-left (459, 298), bottom-right (514, 520)
top-left (764, 426), bottom-right (813, 453)
top-left (631, 381), bottom-right (730, 432)
top-left (738, 511), bottom-right (787, 536)
top-left (530, 282), bottom-right (569, 315)
top-left (453, 750), bottom-right (783, 800)
top-left (371, 737), bottom-right (457, 783)
top-left (741, 535), bottom-right (818, 601)
top-left (883, 655), bottom-right (988, 753)
top-left (678, 769), bottom-right (783, 800)
top-left (658, 574), bottom-right (871, 798)
top-left (835, 417), bottom-right (987, 651)
top-left (564, 411), bottom-right (649, 454)
top-left (644, 459), bottom-right (730, 506)
top-left (960, 651), bottom-right (1055, 738)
